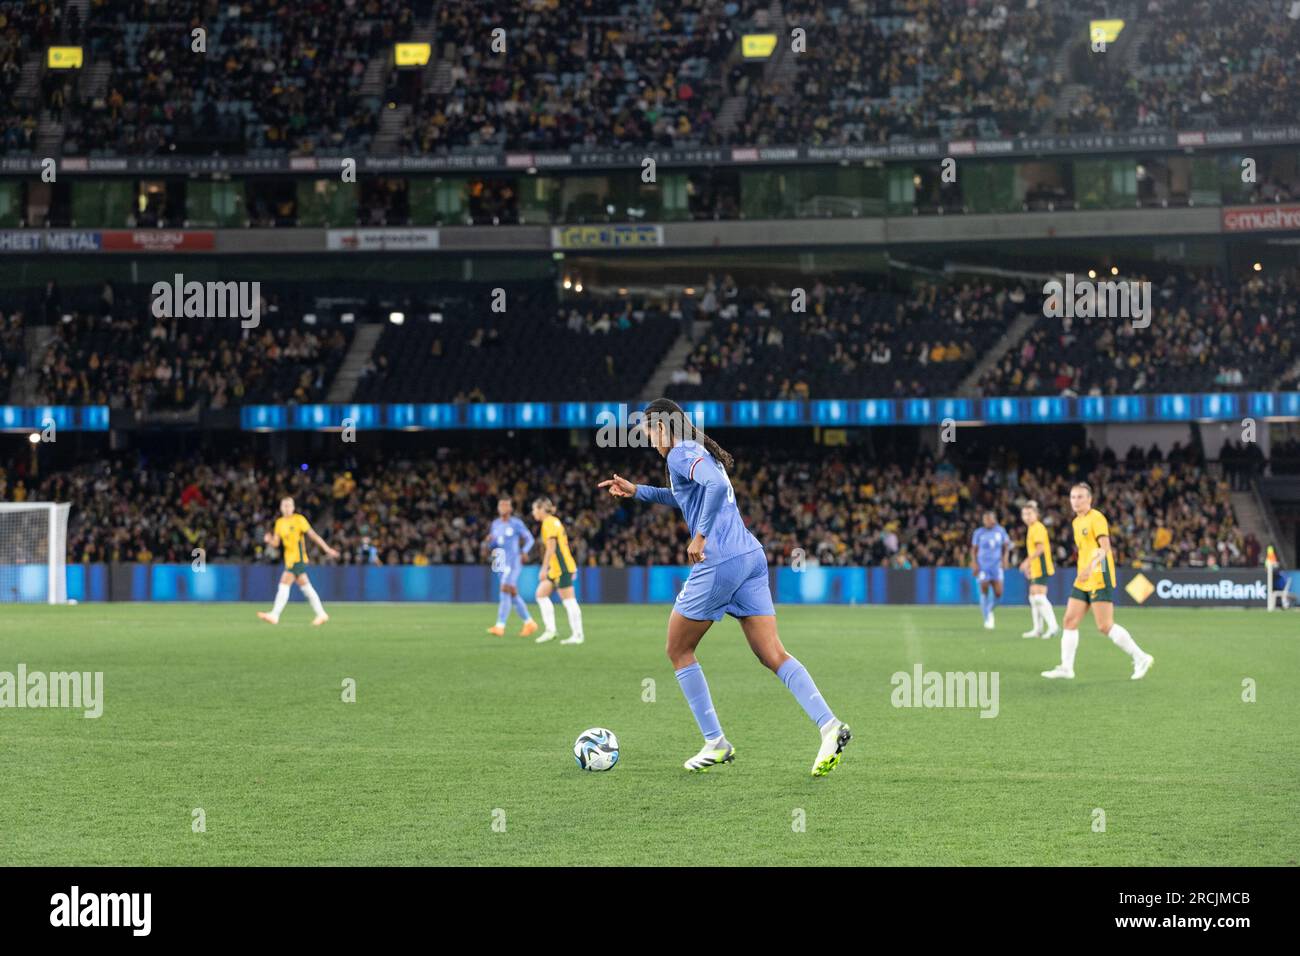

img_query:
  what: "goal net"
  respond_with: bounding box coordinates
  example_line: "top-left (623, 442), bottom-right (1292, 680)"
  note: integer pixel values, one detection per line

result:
top-left (0, 502), bottom-right (71, 604)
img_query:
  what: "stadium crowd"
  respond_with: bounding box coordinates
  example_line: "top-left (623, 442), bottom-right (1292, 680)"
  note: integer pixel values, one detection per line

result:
top-left (977, 271), bottom-right (1300, 397)
top-left (1, 0), bottom-right (74, 153)
top-left (0, 310), bottom-right (26, 401)
top-left (668, 277), bottom-right (1028, 400)
top-left (401, 0), bottom-right (734, 154)
top-left (8, 267), bottom-right (1299, 408)
top-left (355, 288), bottom-right (681, 403)
top-left (18, 440), bottom-right (1256, 572)
top-left (1057, 0), bottom-right (1300, 134)
top-left (19, 0), bottom-right (1297, 157)
top-left (734, 0), bottom-right (1068, 146)
top-left (65, 0), bottom-right (410, 155)
top-left (31, 309), bottom-right (349, 410)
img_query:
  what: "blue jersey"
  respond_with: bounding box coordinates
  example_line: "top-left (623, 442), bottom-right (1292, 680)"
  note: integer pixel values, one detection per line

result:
top-left (633, 440), bottom-right (762, 567)
top-left (972, 524), bottom-right (1009, 568)
top-left (486, 516), bottom-right (534, 567)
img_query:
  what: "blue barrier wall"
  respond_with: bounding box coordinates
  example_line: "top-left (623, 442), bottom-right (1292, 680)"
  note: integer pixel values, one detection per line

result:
top-left (0, 563), bottom-right (1282, 606)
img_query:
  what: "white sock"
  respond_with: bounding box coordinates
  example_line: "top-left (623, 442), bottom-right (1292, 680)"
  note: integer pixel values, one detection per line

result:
top-left (1035, 594), bottom-right (1058, 631)
top-left (270, 583), bottom-right (290, 618)
top-left (300, 581), bottom-right (326, 617)
top-left (537, 595), bottom-right (556, 632)
top-left (562, 597), bottom-right (584, 639)
top-left (1028, 599), bottom-right (1042, 632)
top-left (1061, 628), bottom-right (1079, 671)
top-left (1107, 622), bottom-right (1143, 659)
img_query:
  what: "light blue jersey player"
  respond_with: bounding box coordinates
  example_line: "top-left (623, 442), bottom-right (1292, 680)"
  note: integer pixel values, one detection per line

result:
top-left (971, 511), bottom-right (1010, 630)
top-left (598, 398), bottom-right (851, 778)
top-left (483, 498), bottom-right (537, 637)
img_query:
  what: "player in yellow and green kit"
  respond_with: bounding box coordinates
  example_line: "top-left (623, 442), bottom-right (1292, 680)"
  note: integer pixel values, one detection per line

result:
top-left (257, 496), bottom-right (339, 626)
top-left (1018, 500), bottom-right (1058, 639)
top-left (1042, 483), bottom-right (1153, 681)
top-left (530, 497), bottom-right (585, 645)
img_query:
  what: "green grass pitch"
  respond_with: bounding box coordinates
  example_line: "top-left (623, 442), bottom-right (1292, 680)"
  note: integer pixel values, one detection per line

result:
top-left (1, 602), bottom-right (1296, 866)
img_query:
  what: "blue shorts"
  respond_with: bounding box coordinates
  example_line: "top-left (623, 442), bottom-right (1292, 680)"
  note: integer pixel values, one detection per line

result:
top-left (976, 565), bottom-right (1004, 585)
top-left (675, 549), bottom-right (775, 621)
top-left (496, 562), bottom-right (522, 588)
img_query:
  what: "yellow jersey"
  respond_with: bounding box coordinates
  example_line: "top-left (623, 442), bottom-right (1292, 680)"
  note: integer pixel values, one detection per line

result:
top-left (541, 514), bottom-right (577, 578)
top-left (1025, 520), bottom-right (1055, 578)
top-left (274, 513), bottom-right (312, 569)
top-left (1072, 509), bottom-right (1115, 592)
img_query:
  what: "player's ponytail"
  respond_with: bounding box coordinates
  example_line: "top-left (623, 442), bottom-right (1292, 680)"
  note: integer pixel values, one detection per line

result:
top-left (532, 496), bottom-right (555, 515)
top-left (644, 397), bottom-right (735, 472)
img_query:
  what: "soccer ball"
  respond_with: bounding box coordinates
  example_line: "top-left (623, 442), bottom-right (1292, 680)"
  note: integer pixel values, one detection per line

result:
top-left (573, 727), bottom-right (619, 772)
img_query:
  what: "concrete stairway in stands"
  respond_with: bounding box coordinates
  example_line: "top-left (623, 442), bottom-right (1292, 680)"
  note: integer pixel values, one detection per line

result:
top-left (640, 323), bottom-right (707, 400)
top-left (956, 310), bottom-right (1039, 396)
top-left (1232, 487), bottom-right (1289, 564)
top-left (325, 324), bottom-right (386, 402)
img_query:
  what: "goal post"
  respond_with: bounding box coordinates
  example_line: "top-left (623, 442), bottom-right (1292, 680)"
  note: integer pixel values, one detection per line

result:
top-left (0, 502), bottom-right (71, 604)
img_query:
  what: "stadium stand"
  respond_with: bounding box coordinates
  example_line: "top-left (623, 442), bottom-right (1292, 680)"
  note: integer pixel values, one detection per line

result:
top-left (14, 439), bottom-right (1256, 571)
top-left (355, 289), bottom-right (683, 402)
top-left (734, 0), bottom-right (1070, 146)
top-left (1057, 0), bottom-right (1300, 133)
top-left (32, 308), bottom-right (352, 410)
top-left (976, 271), bottom-right (1300, 397)
top-left (0, 309), bottom-right (26, 401)
top-left (65, 0), bottom-right (415, 156)
top-left (666, 277), bottom-right (1028, 400)
top-left (26, 0), bottom-right (1298, 156)
top-left (8, 266), bottom-right (1300, 408)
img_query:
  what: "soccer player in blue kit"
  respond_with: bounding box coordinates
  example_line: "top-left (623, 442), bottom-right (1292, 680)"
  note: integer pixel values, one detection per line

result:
top-left (598, 398), bottom-right (851, 777)
top-left (971, 510), bottom-right (1011, 630)
top-left (483, 498), bottom-right (538, 638)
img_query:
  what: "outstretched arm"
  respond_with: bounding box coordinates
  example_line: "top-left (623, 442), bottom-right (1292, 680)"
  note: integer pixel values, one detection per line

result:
top-left (599, 473), bottom-right (675, 507)
top-left (634, 484), bottom-right (676, 507)
top-left (307, 527), bottom-right (340, 560)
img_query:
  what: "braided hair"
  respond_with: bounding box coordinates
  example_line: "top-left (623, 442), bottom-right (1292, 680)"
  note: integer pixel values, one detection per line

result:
top-left (643, 398), bottom-right (734, 487)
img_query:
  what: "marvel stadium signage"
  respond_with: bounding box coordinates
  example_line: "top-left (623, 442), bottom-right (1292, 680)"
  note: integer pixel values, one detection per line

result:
top-left (9, 126), bottom-right (1300, 177)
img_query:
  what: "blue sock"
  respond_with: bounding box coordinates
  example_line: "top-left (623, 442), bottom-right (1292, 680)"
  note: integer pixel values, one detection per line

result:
top-left (674, 662), bottom-right (723, 741)
top-left (776, 657), bottom-right (835, 728)
top-left (979, 589), bottom-right (991, 617)
top-left (512, 595), bottom-right (532, 622)
top-left (496, 592), bottom-right (511, 626)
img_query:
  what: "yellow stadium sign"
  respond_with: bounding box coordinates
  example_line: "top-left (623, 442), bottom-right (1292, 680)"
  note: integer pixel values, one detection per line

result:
top-left (551, 224), bottom-right (664, 250)
top-left (47, 46), bottom-right (84, 69)
top-left (742, 34), bottom-right (777, 59)
top-left (394, 43), bottom-right (431, 67)
top-left (1089, 19), bottom-right (1125, 44)
top-left (1125, 572), bottom-right (1155, 605)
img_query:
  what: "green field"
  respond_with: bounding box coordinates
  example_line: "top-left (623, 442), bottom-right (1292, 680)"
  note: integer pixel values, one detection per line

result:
top-left (0, 603), bottom-right (1296, 866)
